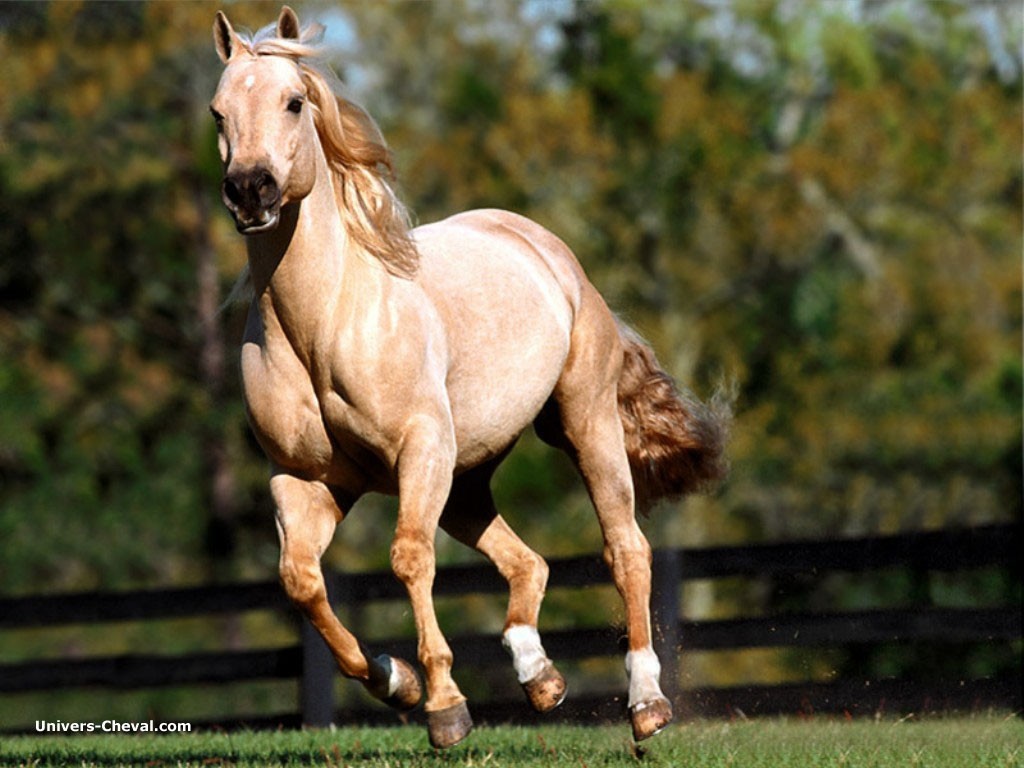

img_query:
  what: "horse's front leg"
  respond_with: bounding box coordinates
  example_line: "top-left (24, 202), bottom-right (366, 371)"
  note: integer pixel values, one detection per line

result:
top-left (389, 421), bottom-right (470, 749)
top-left (271, 472), bottom-right (422, 714)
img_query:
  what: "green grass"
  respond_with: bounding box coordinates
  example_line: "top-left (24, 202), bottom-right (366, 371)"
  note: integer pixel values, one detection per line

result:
top-left (1, 718), bottom-right (1021, 767)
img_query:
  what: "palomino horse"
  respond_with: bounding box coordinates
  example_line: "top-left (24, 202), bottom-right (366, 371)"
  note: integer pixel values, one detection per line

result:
top-left (210, 7), bottom-right (729, 748)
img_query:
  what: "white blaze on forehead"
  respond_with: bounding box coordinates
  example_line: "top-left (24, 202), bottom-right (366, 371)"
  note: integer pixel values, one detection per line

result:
top-left (244, 74), bottom-right (256, 90)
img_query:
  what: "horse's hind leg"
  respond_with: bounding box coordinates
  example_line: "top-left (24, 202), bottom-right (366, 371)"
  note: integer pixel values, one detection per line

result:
top-left (552, 300), bottom-right (673, 741)
top-left (440, 463), bottom-right (567, 713)
top-left (271, 472), bottom-right (421, 713)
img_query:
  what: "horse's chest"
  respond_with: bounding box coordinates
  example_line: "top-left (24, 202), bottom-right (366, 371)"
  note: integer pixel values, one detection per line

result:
top-left (241, 340), bottom-right (331, 469)
top-left (241, 340), bottom-right (392, 492)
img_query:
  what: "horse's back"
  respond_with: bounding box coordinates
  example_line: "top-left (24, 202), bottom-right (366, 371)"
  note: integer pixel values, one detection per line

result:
top-left (411, 209), bottom-right (586, 467)
top-left (414, 209), bottom-right (585, 308)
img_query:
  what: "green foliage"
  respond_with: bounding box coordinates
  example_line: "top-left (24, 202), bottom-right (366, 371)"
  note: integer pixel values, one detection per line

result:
top-left (0, 2), bottom-right (260, 593)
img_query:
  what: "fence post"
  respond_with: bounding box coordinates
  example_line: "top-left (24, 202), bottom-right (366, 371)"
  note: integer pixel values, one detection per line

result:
top-left (300, 570), bottom-right (340, 727)
top-left (650, 548), bottom-right (682, 710)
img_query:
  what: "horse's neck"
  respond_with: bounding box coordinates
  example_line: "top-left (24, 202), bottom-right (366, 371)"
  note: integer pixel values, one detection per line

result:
top-left (246, 149), bottom-right (382, 363)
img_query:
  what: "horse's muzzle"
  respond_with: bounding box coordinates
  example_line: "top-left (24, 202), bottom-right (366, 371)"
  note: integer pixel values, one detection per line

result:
top-left (221, 167), bottom-right (282, 234)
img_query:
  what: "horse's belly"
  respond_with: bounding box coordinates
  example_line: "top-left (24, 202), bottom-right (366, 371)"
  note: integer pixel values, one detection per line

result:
top-left (445, 313), bottom-right (570, 471)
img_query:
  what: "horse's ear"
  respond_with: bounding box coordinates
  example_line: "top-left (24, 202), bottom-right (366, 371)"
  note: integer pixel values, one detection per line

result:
top-left (213, 11), bottom-right (239, 64)
top-left (277, 6), bottom-right (301, 40)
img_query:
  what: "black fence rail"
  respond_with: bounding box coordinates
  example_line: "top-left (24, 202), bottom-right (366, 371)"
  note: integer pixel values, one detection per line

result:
top-left (1, 524), bottom-right (1019, 731)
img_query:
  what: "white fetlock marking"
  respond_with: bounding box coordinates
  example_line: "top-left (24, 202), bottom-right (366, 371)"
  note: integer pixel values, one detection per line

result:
top-left (374, 654), bottom-right (401, 697)
top-left (625, 646), bottom-right (664, 709)
top-left (502, 625), bottom-right (549, 684)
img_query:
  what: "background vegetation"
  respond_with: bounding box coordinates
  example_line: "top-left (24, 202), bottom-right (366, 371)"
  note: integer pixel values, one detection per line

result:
top-left (0, 0), bottom-right (1019, 727)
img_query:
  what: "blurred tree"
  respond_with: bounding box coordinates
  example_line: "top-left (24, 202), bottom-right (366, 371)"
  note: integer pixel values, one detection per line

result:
top-left (0, 1), bottom-right (271, 592)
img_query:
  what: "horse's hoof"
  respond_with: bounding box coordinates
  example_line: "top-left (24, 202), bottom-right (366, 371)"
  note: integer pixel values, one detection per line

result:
top-left (522, 661), bottom-right (567, 713)
top-left (382, 656), bottom-right (423, 711)
top-left (427, 700), bottom-right (473, 749)
top-left (630, 697), bottom-right (673, 742)
top-left (369, 655), bottom-right (422, 711)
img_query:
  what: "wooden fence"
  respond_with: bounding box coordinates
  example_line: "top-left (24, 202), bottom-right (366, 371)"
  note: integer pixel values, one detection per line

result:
top-left (1, 524), bottom-right (1019, 731)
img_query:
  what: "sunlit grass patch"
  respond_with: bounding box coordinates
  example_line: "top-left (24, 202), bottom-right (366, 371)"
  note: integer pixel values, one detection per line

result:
top-left (1, 717), bottom-right (1020, 767)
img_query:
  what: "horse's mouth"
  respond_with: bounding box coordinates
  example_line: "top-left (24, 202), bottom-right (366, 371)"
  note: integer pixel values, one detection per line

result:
top-left (235, 209), bottom-right (280, 234)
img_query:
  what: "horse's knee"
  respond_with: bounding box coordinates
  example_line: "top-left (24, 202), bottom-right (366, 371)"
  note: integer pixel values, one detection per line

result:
top-left (390, 531), bottom-right (434, 586)
top-left (527, 550), bottom-right (549, 593)
top-left (279, 552), bottom-right (325, 608)
top-left (495, 545), bottom-right (547, 592)
top-left (520, 549), bottom-right (549, 595)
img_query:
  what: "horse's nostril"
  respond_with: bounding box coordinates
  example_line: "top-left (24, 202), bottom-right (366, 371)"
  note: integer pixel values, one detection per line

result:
top-left (222, 177), bottom-right (243, 207)
top-left (257, 172), bottom-right (280, 207)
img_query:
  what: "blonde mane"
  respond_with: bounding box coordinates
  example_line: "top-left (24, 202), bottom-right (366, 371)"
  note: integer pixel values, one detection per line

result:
top-left (234, 22), bottom-right (418, 279)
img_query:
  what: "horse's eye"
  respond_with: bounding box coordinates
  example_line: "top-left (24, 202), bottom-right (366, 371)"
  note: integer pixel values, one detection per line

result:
top-left (210, 107), bottom-right (225, 131)
top-left (287, 98), bottom-right (304, 115)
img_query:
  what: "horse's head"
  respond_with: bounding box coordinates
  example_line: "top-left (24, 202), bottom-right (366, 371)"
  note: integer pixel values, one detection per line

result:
top-left (209, 6), bottom-right (418, 275)
top-left (210, 7), bottom-right (319, 234)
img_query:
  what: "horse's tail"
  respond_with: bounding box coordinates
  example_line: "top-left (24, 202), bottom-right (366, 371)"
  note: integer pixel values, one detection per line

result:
top-left (616, 320), bottom-right (731, 515)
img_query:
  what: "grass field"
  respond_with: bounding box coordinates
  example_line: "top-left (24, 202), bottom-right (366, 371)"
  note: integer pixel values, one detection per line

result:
top-left (2, 718), bottom-right (1020, 767)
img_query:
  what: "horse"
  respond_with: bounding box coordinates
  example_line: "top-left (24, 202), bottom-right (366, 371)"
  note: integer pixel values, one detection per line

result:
top-left (210, 6), bottom-right (729, 749)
